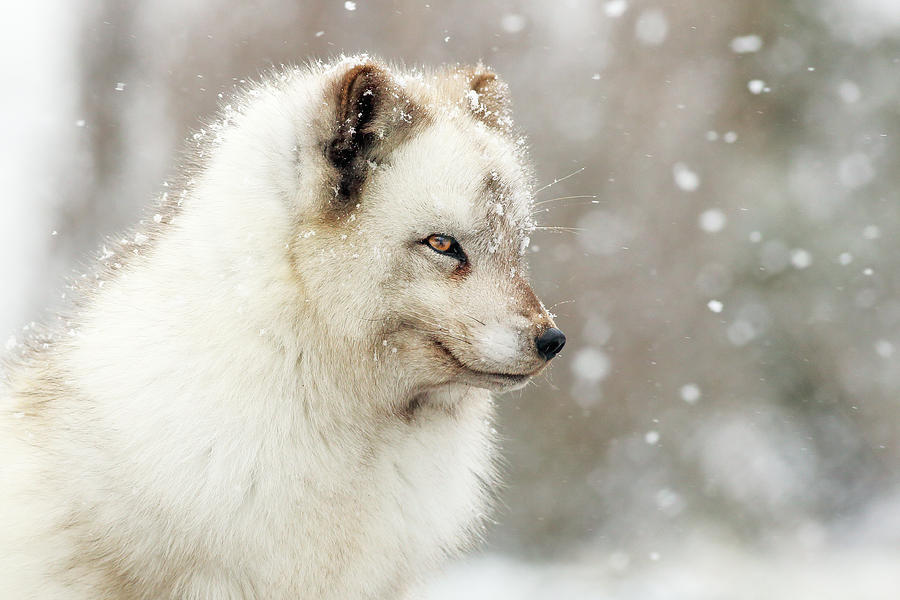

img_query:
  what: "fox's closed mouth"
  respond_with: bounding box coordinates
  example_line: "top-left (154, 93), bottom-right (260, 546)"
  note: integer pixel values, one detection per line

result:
top-left (430, 337), bottom-right (533, 382)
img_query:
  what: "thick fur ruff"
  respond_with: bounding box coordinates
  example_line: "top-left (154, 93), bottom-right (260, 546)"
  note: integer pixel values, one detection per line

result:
top-left (0, 55), bottom-right (557, 599)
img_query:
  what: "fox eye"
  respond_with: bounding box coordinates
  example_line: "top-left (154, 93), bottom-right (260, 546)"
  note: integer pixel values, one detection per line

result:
top-left (424, 234), bottom-right (467, 262)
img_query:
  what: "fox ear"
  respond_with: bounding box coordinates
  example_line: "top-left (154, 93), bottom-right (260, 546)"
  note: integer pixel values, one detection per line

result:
top-left (326, 62), bottom-right (416, 201)
top-left (461, 67), bottom-right (513, 132)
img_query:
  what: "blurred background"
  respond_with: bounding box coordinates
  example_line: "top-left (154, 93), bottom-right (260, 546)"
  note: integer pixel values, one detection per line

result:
top-left (3, 1), bottom-right (900, 597)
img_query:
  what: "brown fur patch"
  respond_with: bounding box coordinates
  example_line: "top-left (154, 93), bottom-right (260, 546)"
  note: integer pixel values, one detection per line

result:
top-left (513, 276), bottom-right (552, 328)
top-left (449, 261), bottom-right (472, 281)
top-left (482, 170), bottom-right (516, 218)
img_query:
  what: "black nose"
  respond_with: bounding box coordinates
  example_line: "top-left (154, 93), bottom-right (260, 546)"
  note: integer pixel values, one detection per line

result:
top-left (535, 327), bottom-right (566, 361)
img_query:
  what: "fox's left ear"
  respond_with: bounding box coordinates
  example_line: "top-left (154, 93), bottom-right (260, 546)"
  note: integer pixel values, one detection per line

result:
top-left (326, 61), bottom-right (418, 202)
top-left (459, 66), bottom-right (513, 132)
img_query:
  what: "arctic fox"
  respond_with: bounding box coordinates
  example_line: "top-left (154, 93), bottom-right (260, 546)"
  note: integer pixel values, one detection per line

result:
top-left (0, 55), bottom-right (565, 599)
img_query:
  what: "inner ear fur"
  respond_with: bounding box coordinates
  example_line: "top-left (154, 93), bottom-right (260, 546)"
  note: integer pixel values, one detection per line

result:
top-left (325, 61), bottom-right (418, 203)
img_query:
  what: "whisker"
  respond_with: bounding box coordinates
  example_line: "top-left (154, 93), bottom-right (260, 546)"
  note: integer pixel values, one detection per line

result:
top-left (349, 313), bottom-right (476, 346)
top-left (534, 167), bottom-right (585, 194)
top-left (533, 194), bottom-right (599, 207)
top-left (462, 313), bottom-right (486, 326)
top-left (404, 324), bottom-right (475, 346)
top-left (350, 312), bottom-right (524, 354)
top-left (546, 299), bottom-right (575, 311)
top-left (532, 225), bottom-right (583, 233)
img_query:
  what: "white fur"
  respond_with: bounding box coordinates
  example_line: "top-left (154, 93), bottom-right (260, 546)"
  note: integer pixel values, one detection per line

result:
top-left (0, 56), bottom-right (557, 599)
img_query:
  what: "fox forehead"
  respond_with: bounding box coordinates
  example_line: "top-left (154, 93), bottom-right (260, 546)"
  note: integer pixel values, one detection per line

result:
top-left (366, 115), bottom-right (534, 247)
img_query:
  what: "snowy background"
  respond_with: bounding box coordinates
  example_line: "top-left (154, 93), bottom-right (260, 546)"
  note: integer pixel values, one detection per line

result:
top-left (3, 1), bottom-right (900, 597)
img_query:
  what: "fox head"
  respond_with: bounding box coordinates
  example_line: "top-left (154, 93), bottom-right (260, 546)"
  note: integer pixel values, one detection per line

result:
top-left (192, 56), bottom-right (565, 400)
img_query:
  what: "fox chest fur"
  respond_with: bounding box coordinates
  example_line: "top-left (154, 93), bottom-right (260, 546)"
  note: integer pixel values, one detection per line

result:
top-left (0, 55), bottom-right (562, 599)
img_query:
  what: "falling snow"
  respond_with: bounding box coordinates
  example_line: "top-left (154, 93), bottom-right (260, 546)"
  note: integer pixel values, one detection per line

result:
top-left (604, 0), bottom-right (628, 18)
top-left (839, 153), bottom-right (874, 188)
top-left (571, 347), bottom-right (610, 384)
top-left (699, 209), bottom-right (726, 233)
top-left (680, 383), bottom-right (701, 404)
top-left (730, 34), bottom-right (763, 53)
top-left (838, 80), bottom-right (861, 103)
top-left (863, 225), bottom-right (880, 239)
top-left (790, 248), bottom-right (812, 269)
top-left (875, 340), bottom-right (894, 358)
top-left (635, 9), bottom-right (668, 46)
top-left (747, 79), bottom-right (766, 94)
top-left (500, 14), bottom-right (526, 33)
top-left (673, 163), bottom-right (700, 191)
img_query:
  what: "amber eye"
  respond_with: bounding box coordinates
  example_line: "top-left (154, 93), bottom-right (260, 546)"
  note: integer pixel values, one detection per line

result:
top-left (427, 235), bottom-right (453, 253)
top-left (423, 234), bottom-right (467, 262)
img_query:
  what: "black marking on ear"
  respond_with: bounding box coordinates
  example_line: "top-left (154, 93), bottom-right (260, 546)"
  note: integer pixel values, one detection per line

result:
top-left (325, 62), bottom-right (420, 210)
top-left (326, 64), bottom-right (383, 203)
top-left (328, 65), bottom-right (382, 164)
